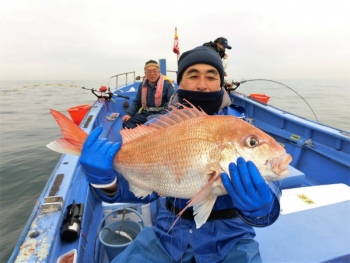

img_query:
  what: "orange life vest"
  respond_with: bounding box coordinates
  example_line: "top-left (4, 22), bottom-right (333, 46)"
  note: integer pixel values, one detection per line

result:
top-left (141, 74), bottom-right (164, 108)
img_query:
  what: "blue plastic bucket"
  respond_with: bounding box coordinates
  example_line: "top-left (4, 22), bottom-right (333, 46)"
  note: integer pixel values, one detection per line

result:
top-left (98, 208), bottom-right (144, 261)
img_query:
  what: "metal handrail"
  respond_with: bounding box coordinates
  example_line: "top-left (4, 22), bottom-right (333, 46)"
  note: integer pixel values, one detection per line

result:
top-left (108, 70), bottom-right (178, 89)
top-left (108, 71), bottom-right (137, 89)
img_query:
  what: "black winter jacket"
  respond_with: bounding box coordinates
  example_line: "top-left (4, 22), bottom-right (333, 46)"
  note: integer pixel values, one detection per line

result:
top-left (203, 41), bottom-right (225, 58)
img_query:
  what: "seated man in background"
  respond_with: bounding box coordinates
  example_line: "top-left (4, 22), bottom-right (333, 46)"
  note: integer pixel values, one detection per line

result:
top-left (121, 60), bottom-right (175, 128)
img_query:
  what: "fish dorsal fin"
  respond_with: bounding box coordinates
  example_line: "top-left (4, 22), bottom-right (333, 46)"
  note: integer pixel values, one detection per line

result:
top-left (120, 125), bottom-right (158, 143)
top-left (120, 101), bottom-right (207, 143)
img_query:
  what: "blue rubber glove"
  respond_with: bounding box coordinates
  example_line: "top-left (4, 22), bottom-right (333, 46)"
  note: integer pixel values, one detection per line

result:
top-left (79, 126), bottom-right (121, 188)
top-left (221, 157), bottom-right (274, 217)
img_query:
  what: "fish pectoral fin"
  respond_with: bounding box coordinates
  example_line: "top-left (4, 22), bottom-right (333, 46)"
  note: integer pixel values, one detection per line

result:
top-left (168, 173), bottom-right (220, 231)
top-left (193, 197), bottom-right (217, 228)
top-left (129, 183), bottom-right (152, 199)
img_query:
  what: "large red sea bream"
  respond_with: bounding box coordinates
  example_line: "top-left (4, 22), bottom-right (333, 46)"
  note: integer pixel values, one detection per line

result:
top-left (47, 104), bottom-right (292, 228)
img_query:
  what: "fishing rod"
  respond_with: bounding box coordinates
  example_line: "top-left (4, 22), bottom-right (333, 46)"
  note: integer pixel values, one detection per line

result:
top-left (82, 86), bottom-right (130, 101)
top-left (232, 78), bottom-right (319, 122)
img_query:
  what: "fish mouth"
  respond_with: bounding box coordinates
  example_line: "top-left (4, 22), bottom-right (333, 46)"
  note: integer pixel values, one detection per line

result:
top-left (266, 153), bottom-right (293, 180)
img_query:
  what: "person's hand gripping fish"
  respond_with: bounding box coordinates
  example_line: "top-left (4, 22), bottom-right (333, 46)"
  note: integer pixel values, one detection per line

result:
top-left (221, 157), bottom-right (274, 217)
top-left (79, 127), bottom-right (121, 188)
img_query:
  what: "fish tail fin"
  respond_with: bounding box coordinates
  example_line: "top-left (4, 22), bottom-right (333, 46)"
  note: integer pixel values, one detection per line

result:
top-left (46, 109), bottom-right (88, 156)
top-left (168, 174), bottom-right (220, 231)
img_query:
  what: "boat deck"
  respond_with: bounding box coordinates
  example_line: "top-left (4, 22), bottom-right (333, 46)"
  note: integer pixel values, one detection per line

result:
top-left (255, 184), bottom-right (350, 263)
top-left (10, 82), bottom-right (350, 263)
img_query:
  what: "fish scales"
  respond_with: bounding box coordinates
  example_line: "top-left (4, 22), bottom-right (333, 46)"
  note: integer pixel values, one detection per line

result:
top-left (114, 117), bottom-right (225, 198)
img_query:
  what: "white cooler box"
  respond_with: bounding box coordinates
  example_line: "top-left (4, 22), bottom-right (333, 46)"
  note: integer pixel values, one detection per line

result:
top-left (280, 183), bottom-right (350, 214)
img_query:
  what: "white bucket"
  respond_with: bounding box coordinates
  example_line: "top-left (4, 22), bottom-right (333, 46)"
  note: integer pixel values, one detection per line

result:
top-left (98, 208), bottom-right (144, 261)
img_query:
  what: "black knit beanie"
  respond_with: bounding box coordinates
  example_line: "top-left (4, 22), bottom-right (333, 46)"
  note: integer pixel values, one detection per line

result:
top-left (177, 46), bottom-right (224, 86)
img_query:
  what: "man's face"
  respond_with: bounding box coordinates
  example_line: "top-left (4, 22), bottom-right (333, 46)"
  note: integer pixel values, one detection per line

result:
top-left (179, 64), bottom-right (221, 92)
top-left (145, 66), bottom-right (160, 84)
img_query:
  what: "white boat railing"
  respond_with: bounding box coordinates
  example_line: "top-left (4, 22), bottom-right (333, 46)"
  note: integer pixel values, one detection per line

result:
top-left (108, 71), bottom-right (137, 89)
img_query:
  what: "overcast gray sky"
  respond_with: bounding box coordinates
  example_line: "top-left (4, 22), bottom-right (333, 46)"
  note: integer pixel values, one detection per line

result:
top-left (1, 0), bottom-right (349, 81)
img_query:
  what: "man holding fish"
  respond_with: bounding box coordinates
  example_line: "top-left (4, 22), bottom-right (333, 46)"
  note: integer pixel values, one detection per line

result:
top-left (77, 47), bottom-right (290, 263)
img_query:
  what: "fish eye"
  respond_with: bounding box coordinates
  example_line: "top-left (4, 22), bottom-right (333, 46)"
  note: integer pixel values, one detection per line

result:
top-left (246, 136), bottom-right (259, 148)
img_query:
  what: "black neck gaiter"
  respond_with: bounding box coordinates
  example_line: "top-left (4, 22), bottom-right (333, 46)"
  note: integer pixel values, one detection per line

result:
top-left (177, 89), bottom-right (224, 115)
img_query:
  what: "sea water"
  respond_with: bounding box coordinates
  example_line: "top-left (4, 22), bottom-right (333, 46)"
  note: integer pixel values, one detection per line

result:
top-left (0, 79), bottom-right (349, 262)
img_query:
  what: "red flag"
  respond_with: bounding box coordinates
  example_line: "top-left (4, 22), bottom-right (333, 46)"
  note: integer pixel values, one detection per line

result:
top-left (173, 27), bottom-right (180, 55)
